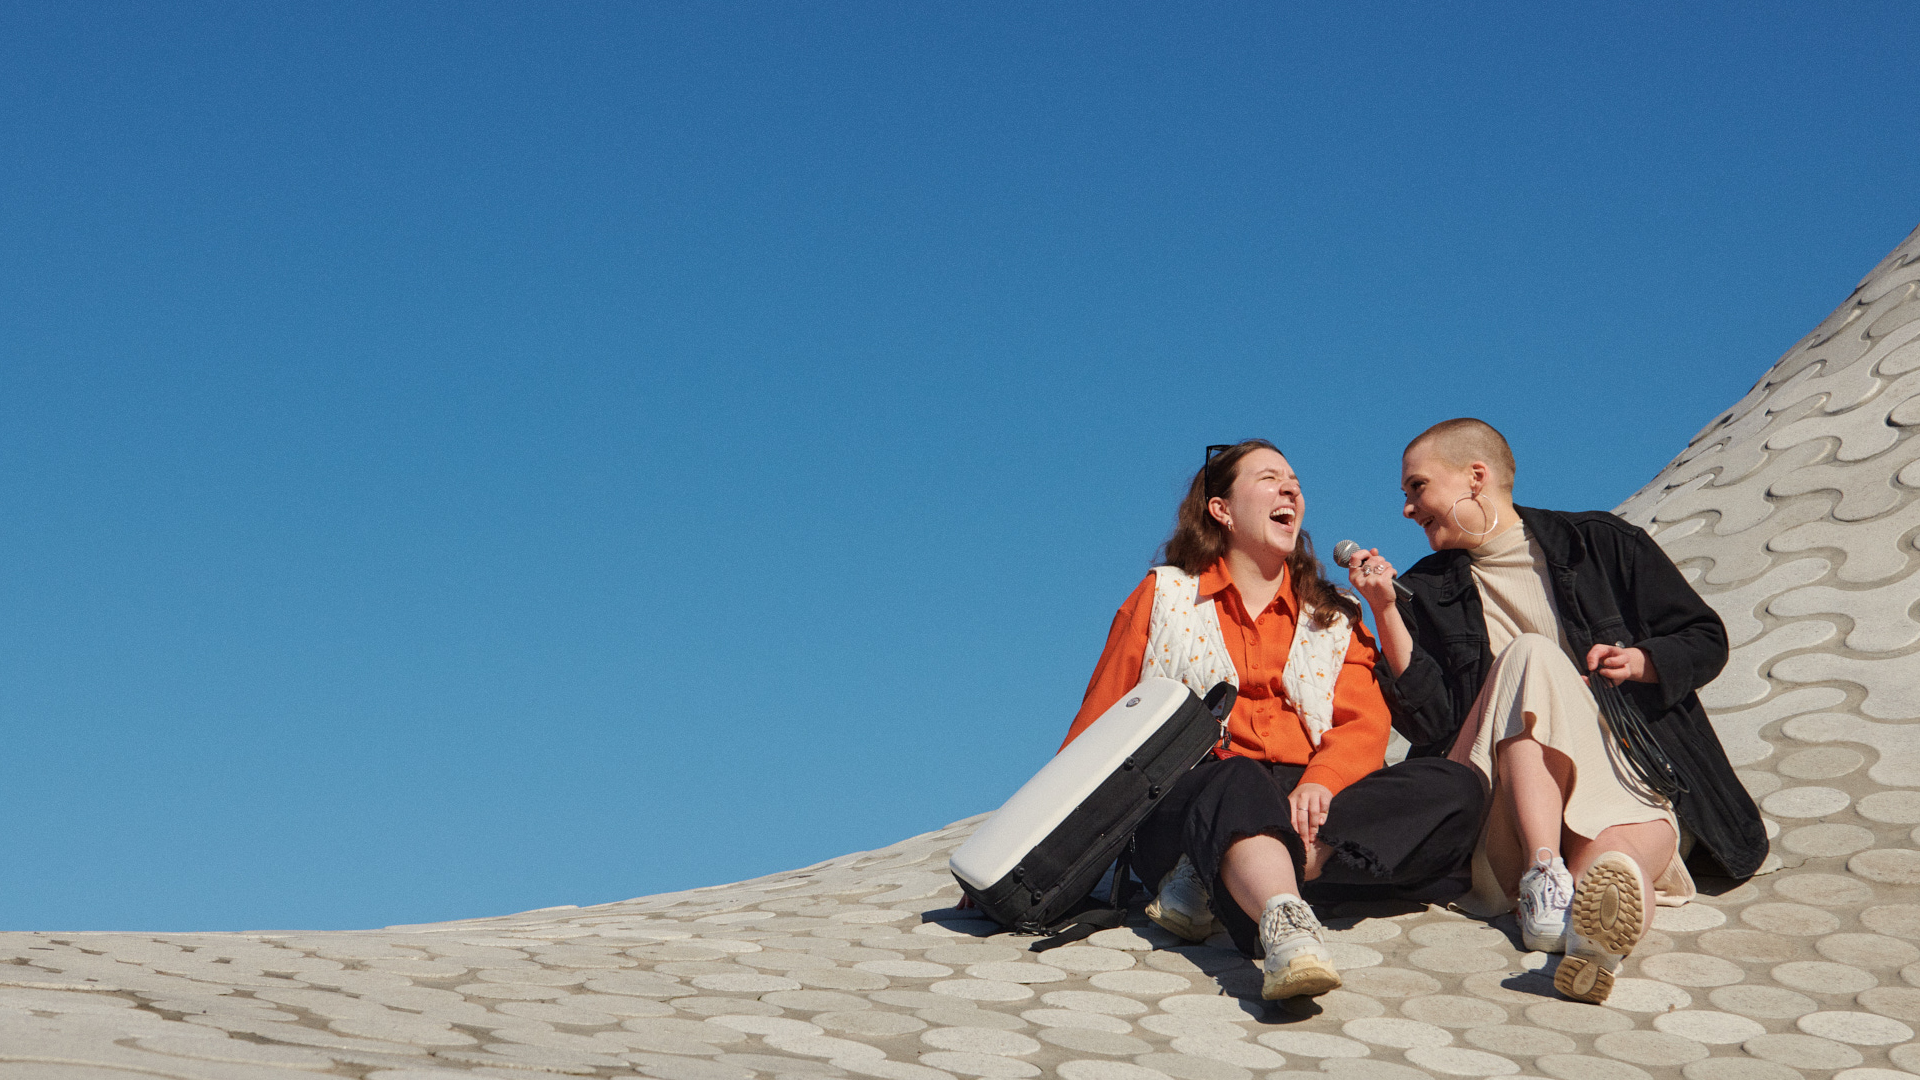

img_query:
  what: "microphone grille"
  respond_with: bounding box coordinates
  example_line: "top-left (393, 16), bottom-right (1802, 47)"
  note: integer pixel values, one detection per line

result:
top-left (1332, 539), bottom-right (1359, 567)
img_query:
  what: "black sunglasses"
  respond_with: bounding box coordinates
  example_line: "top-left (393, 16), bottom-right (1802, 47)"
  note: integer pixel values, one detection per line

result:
top-left (1204, 442), bottom-right (1283, 494)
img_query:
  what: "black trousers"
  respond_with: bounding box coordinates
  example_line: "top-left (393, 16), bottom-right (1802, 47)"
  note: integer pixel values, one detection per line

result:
top-left (1134, 754), bottom-right (1484, 956)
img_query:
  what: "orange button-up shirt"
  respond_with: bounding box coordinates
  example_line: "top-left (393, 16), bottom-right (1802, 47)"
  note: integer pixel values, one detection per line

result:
top-left (1060, 559), bottom-right (1391, 797)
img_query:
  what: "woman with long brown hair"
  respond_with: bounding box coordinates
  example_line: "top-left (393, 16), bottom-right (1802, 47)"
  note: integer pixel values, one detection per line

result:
top-left (1064, 440), bottom-right (1482, 999)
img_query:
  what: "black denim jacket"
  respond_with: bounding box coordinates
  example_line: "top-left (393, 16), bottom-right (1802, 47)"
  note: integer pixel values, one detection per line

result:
top-left (1377, 505), bottom-right (1767, 879)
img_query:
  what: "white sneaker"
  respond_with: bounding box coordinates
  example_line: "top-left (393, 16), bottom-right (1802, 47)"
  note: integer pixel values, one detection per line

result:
top-left (1555, 851), bottom-right (1645, 1004)
top-left (1517, 853), bottom-right (1574, 953)
top-left (1145, 856), bottom-right (1218, 943)
top-left (1259, 895), bottom-right (1340, 1000)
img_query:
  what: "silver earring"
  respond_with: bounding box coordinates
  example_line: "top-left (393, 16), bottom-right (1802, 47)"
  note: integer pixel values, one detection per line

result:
top-left (1449, 491), bottom-right (1499, 540)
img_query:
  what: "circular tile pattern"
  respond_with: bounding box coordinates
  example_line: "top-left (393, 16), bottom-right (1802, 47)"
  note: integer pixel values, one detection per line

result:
top-left (1857, 790), bottom-right (1920, 824)
top-left (1343, 967), bottom-right (1444, 998)
top-left (1707, 984), bottom-right (1819, 1020)
top-left (1254, 1031), bottom-right (1371, 1058)
top-left (1535, 1053), bottom-right (1653, 1080)
top-left (1650, 1010), bottom-right (1766, 1044)
top-left (1168, 1035), bottom-right (1286, 1069)
top-left (1697, 929), bottom-right (1801, 965)
top-left (1039, 1027), bottom-right (1154, 1055)
top-left (1763, 786), bottom-right (1851, 818)
top-left (1463, 1024), bottom-right (1576, 1056)
top-left (1039, 990), bottom-right (1150, 1016)
top-left (1741, 1033), bottom-right (1865, 1070)
top-left (1156, 994), bottom-right (1261, 1021)
top-left (1409, 924), bottom-right (1511, 949)
top-left (1341, 1017), bottom-right (1452, 1049)
top-left (1056, 1062), bottom-right (1177, 1080)
top-left (920, 1026), bottom-right (1042, 1056)
top-left (1133, 1054), bottom-right (1251, 1080)
top-left (1404, 1046), bottom-right (1519, 1076)
top-left (858, 961), bottom-right (953, 979)
top-left (1860, 904), bottom-right (1920, 940)
top-left (1044, 947), bottom-right (1136, 974)
top-left (1850, 849), bottom-right (1920, 886)
top-left (920, 1050), bottom-right (1040, 1077)
top-left (1794, 1010), bottom-right (1914, 1045)
top-left (929, 979), bottom-right (1034, 1002)
top-left (1778, 746), bottom-right (1865, 778)
top-left (1591, 1029), bottom-right (1710, 1066)
top-left (1286, 989), bottom-right (1387, 1021)
top-left (1524, 1001), bottom-right (1635, 1034)
top-left (1782, 824), bottom-right (1876, 856)
top-left (1855, 985), bottom-right (1920, 1022)
top-left (1637, 953), bottom-right (1747, 987)
top-left (1772, 873), bottom-right (1876, 908)
top-left (1816, 934), bottom-right (1920, 970)
top-left (1400, 995), bottom-right (1509, 1028)
top-left (1770, 961), bottom-right (1877, 995)
top-left (1088, 970), bottom-right (1194, 995)
top-left (965, 963), bottom-right (1067, 985)
top-left (1680, 1059), bottom-right (1803, 1080)
top-left (1654, 906), bottom-right (1727, 932)
top-left (1328, 919), bottom-right (1406, 944)
top-left (1740, 904), bottom-right (1842, 936)
top-left (1409, 948), bottom-right (1510, 974)
top-left (1604, 978), bottom-right (1694, 1013)
top-left (1022, 1008), bottom-right (1131, 1032)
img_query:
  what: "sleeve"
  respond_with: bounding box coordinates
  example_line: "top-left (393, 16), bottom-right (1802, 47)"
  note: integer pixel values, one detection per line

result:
top-left (1299, 621), bottom-right (1392, 796)
top-left (1058, 573), bottom-right (1157, 752)
top-left (1620, 524), bottom-right (1730, 712)
top-left (1375, 595), bottom-right (1465, 749)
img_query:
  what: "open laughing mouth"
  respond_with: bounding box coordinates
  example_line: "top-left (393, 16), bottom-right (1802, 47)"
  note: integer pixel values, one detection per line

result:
top-left (1270, 509), bottom-right (1297, 527)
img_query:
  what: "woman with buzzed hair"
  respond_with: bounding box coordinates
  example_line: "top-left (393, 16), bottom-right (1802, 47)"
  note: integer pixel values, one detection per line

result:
top-left (1344, 419), bottom-right (1763, 1005)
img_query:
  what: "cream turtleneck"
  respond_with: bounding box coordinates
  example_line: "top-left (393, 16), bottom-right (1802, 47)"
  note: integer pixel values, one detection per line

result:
top-left (1468, 522), bottom-right (1573, 661)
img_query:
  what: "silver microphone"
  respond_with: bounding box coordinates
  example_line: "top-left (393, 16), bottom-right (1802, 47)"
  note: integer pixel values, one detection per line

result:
top-left (1334, 539), bottom-right (1414, 601)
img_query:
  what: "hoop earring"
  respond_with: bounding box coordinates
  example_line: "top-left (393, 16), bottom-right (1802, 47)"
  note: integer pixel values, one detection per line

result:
top-left (1450, 492), bottom-right (1500, 541)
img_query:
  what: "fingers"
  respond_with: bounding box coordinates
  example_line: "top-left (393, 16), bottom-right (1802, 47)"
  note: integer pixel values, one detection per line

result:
top-left (1290, 788), bottom-right (1331, 847)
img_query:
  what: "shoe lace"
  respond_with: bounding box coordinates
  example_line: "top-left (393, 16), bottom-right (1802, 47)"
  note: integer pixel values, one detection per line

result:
top-left (1260, 899), bottom-right (1319, 940)
top-left (1526, 863), bottom-right (1572, 911)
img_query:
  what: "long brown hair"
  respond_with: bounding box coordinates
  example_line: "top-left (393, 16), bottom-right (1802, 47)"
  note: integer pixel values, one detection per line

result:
top-left (1156, 440), bottom-right (1361, 627)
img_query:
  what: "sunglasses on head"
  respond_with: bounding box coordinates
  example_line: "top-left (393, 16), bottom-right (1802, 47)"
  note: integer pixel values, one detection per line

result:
top-left (1204, 442), bottom-right (1284, 495)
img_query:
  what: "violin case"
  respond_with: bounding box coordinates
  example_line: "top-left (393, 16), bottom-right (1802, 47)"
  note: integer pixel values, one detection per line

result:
top-left (948, 677), bottom-right (1235, 935)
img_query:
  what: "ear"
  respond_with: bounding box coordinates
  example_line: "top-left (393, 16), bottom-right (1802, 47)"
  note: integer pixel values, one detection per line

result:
top-left (1207, 496), bottom-right (1232, 527)
top-left (1468, 460), bottom-right (1492, 491)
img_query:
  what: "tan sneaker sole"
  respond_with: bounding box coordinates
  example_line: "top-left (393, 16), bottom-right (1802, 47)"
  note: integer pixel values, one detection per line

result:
top-left (1555, 854), bottom-right (1644, 1004)
top-left (1262, 954), bottom-right (1341, 1000)
top-left (1145, 895), bottom-right (1217, 943)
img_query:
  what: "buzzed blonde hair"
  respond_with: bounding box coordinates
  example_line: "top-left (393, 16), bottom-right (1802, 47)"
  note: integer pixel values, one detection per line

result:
top-left (1407, 418), bottom-right (1516, 491)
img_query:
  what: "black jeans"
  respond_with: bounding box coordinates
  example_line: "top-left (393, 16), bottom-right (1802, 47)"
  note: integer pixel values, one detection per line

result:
top-left (1134, 754), bottom-right (1484, 956)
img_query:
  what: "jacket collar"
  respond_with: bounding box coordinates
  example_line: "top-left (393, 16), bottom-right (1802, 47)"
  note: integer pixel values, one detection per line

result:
top-left (1514, 505), bottom-right (1584, 572)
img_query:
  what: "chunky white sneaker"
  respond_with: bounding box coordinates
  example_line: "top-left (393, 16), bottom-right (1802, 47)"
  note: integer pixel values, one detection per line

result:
top-left (1145, 856), bottom-right (1218, 943)
top-left (1259, 895), bottom-right (1340, 999)
top-left (1555, 851), bottom-right (1645, 1004)
top-left (1517, 853), bottom-right (1574, 953)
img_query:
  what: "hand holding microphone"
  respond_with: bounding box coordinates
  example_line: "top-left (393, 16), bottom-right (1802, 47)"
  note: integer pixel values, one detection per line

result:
top-left (1334, 539), bottom-right (1413, 605)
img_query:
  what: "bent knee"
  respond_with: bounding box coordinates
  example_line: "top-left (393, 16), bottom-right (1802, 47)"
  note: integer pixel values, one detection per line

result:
top-left (1495, 633), bottom-right (1566, 664)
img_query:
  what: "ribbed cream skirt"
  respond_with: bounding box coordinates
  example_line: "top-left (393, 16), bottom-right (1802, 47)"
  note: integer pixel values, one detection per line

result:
top-left (1455, 633), bottom-right (1693, 918)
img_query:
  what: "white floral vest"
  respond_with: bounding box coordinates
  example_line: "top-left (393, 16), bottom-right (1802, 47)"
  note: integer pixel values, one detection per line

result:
top-left (1138, 565), bottom-right (1354, 748)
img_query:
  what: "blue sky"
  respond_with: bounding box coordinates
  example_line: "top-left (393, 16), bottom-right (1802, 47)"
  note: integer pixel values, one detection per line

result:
top-left (1, 2), bottom-right (1915, 930)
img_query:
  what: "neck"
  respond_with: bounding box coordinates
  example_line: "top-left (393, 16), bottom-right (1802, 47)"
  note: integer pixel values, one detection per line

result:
top-left (1224, 545), bottom-right (1290, 611)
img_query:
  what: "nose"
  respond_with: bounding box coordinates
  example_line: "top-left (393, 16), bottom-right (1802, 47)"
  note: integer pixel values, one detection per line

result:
top-left (1402, 500), bottom-right (1416, 519)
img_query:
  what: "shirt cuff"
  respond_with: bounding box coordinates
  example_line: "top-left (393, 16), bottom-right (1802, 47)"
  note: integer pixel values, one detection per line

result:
top-left (1299, 762), bottom-right (1355, 799)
